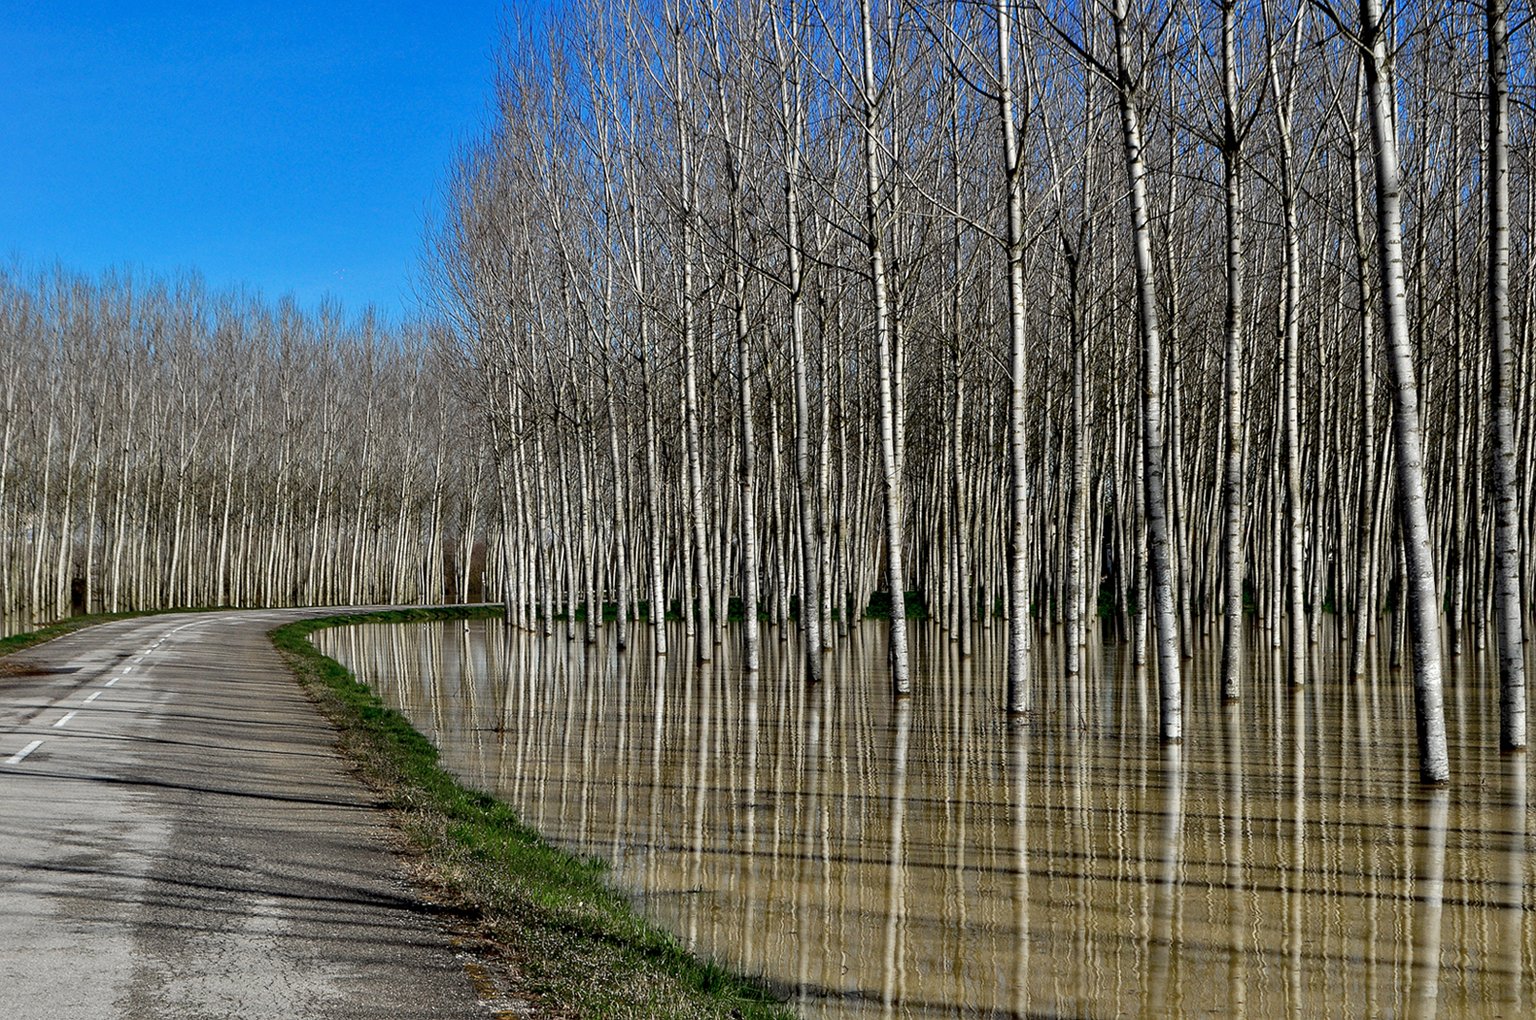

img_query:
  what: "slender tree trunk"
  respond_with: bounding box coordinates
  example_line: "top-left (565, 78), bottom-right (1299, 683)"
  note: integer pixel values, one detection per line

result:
top-left (1360, 0), bottom-right (1450, 783)
top-left (643, 356), bottom-right (667, 652)
top-left (1261, 4), bottom-right (1308, 684)
top-left (730, 178), bottom-right (762, 670)
top-left (858, 0), bottom-right (910, 695)
top-left (1348, 68), bottom-right (1379, 679)
top-left (1219, 0), bottom-right (1246, 701)
top-left (673, 32), bottom-right (712, 663)
top-left (997, 0), bottom-right (1031, 714)
top-left (1279, 147), bottom-right (1307, 689)
top-left (776, 6), bottom-right (823, 681)
top-left (1112, 0), bottom-right (1181, 741)
top-left (1067, 243), bottom-right (1087, 678)
top-left (1488, 0), bottom-right (1527, 751)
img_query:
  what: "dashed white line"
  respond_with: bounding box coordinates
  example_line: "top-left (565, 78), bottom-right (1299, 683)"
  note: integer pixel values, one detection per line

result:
top-left (84, 691), bottom-right (102, 704)
top-left (122, 666), bottom-right (133, 673)
top-left (105, 678), bottom-right (118, 687)
top-left (53, 711), bottom-right (78, 728)
top-left (5, 740), bottom-right (43, 764)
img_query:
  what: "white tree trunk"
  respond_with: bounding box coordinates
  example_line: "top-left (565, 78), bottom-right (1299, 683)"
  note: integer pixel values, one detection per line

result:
top-left (858, 0), bottom-right (910, 695)
top-left (997, 0), bottom-right (1032, 714)
top-left (1487, 0), bottom-right (1526, 751)
top-left (1112, 0), bottom-right (1182, 742)
top-left (1360, 0), bottom-right (1450, 783)
top-left (1219, 0), bottom-right (1246, 701)
top-left (673, 32), bottom-right (712, 663)
top-left (775, 7), bottom-right (824, 681)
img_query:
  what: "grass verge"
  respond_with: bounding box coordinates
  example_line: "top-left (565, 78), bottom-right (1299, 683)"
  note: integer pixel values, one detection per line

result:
top-left (271, 607), bottom-right (794, 1020)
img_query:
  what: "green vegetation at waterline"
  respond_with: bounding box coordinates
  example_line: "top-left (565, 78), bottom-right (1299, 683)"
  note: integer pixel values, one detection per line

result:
top-left (270, 608), bottom-right (793, 1020)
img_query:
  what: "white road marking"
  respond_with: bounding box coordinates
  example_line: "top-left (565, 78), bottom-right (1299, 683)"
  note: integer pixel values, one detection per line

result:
top-left (84, 691), bottom-right (102, 703)
top-left (5, 740), bottom-right (43, 764)
top-left (105, 678), bottom-right (118, 687)
top-left (53, 711), bottom-right (77, 728)
top-left (122, 666), bottom-right (133, 673)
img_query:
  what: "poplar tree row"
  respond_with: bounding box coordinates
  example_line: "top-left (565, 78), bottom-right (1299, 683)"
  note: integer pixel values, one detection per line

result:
top-left (0, 267), bottom-right (491, 635)
top-left (424, 0), bottom-right (1535, 774)
top-left (7, 0), bottom-right (1528, 779)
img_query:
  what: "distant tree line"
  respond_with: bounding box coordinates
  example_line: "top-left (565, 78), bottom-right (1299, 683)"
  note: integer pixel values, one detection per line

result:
top-left (0, 267), bottom-right (492, 633)
top-left (422, 0), bottom-right (1534, 775)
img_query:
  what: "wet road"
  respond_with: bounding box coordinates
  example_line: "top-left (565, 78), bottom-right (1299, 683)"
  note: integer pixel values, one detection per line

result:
top-left (0, 609), bottom-right (510, 1019)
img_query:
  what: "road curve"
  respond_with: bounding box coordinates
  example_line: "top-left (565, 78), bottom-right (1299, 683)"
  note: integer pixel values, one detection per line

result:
top-left (0, 609), bottom-right (509, 1019)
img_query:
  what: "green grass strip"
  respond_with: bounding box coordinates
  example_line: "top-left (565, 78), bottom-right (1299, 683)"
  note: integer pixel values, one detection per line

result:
top-left (271, 608), bottom-right (795, 1020)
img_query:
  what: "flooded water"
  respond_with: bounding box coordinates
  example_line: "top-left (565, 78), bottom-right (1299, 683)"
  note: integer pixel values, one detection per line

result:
top-left (313, 620), bottom-right (1534, 1020)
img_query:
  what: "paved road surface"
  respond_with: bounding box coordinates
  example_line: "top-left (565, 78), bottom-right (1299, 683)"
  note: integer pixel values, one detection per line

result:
top-left (0, 609), bottom-right (515, 1019)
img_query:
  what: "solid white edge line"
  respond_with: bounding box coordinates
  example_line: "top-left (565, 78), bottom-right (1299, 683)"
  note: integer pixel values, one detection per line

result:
top-left (5, 740), bottom-right (43, 765)
top-left (53, 711), bottom-right (77, 728)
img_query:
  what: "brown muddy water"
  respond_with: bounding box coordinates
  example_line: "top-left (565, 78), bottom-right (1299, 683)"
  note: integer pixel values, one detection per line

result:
top-left (313, 621), bottom-right (1535, 1020)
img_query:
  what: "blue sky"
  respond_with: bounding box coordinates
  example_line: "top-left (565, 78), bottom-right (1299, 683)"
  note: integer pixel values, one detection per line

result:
top-left (2, 2), bottom-right (532, 321)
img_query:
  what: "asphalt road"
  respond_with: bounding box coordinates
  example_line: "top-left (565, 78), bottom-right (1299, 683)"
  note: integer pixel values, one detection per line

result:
top-left (0, 609), bottom-right (520, 1019)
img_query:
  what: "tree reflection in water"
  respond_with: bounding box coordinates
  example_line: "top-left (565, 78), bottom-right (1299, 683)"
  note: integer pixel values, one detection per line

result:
top-left (316, 619), bottom-right (1534, 1020)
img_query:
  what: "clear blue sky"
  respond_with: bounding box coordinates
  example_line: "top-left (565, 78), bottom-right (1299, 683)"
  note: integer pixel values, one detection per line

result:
top-left (2, 2), bottom-right (532, 321)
